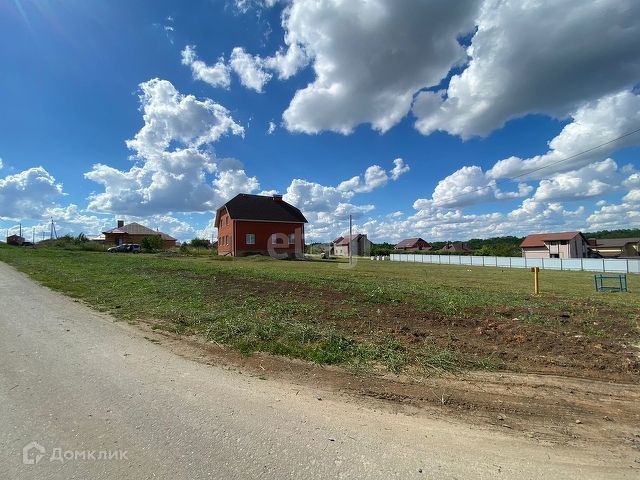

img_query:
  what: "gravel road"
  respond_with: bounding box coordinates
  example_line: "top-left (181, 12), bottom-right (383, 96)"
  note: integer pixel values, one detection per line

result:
top-left (0, 261), bottom-right (634, 479)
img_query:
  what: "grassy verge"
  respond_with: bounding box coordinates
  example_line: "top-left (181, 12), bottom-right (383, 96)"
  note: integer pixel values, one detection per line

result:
top-left (0, 245), bottom-right (637, 379)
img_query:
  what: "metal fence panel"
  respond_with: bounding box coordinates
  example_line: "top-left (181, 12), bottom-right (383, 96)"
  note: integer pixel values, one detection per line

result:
top-left (562, 259), bottom-right (583, 271)
top-left (510, 257), bottom-right (526, 268)
top-left (542, 258), bottom-right (562, 270)
top-left (484, 256), bottom-right (498, 267)
top-left (526, 258), bottom-right (543, 268)
top-left (629, 260), bottom-right (640, 274)
top-left (387, 253), bottom-right (638, 274)
top-left (604, 259), bottom-right (628, 273)
top-left (496, 257), bottom-right (511, 267)
top-left (582, 259), bottom-right (604, 272)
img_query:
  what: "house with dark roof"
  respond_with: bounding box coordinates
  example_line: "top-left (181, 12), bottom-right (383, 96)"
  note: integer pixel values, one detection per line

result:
top-left (215, 193), bottom-right (307, 257)
top-left (6, 234), bottom-right (25, 246)
top-left (394, 237), bottom-right (432, 252)
top-left (332, 234), bottom-right (372, 257)
top-left (520, 231), bottom-right (589, 259)
top-left (102, 221), bottom-right (177, 250)
top-left (587, 238), bottom-right (640, 258)
top-left (441, 241), bottom-right (472, 253)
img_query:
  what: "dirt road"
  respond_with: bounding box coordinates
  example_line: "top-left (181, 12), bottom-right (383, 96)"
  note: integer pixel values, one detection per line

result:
top-left (0, 261), bottom-right (636, 479)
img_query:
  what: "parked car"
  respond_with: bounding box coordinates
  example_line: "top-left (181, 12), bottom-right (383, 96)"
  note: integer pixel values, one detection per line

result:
top-left (108, 243), bottom-right (141, 253)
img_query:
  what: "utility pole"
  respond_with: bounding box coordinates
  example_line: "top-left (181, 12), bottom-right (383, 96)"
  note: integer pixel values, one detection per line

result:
top-left (50, 219), bottom-right (57, 240)
top-left (32, 227), bottom-right (35, 244)
top-left (19, 222), bottom-right (22, 239)
top-left (349, 214), bottom-right (353, 265)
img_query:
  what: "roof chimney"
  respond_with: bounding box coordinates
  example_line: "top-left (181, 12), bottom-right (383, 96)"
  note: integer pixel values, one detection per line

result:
top-left (272, 194), bottom-right (283, 202)
top-left (117, 220), bottom-right (124, 228)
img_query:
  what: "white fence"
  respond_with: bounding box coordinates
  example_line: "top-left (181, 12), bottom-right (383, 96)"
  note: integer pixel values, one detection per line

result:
top-left (389, 253), bottom-right (640, 274)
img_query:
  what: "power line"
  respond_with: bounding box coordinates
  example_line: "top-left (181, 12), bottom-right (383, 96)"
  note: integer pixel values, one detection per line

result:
top-left (510, 126), bottom-right (640, 181)
top-left (437, 126), bottom-right (640, 206)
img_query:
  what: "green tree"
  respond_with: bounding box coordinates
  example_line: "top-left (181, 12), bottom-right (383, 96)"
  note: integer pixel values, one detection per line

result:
top-left (190, 238), bottom-right (210, 248)
top-left (141, 235), bottom-right (163, 252)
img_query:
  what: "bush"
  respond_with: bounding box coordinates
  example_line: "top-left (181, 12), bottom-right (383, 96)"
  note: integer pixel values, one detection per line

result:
top-left (190, 238), bottom-right (210, 248)
top-left (141, 235), bottom-right (163, 252)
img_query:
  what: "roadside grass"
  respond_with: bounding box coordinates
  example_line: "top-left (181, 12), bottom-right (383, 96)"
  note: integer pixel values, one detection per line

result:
top-left (1, 245), bottom-right (638, 377)
top-left (418, 345), bottom-right (503, 375)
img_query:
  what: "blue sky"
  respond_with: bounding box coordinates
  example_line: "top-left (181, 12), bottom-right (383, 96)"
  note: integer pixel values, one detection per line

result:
top-left (1, 0), bottom-right (640, 243)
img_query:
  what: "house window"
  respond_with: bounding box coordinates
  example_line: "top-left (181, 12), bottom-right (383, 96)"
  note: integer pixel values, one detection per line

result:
top-left (271, 234), bottom-right (277, 244)
top-left (288, 233), bottom-right (295, 244)
top-left (246, 233), bottom-right (255, 245)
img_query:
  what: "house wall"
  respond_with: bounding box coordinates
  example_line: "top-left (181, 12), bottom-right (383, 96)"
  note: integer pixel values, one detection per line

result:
top-left (233, 220), bottom-right (304, 257)
top-left (334, 245), bottom-right (349, 257)
top-left (523, 236), bottom-right (589, 259)
top-left (522, 247), bottom-right (551, 259)
top-left (104, 233), bottom-right (175, 249)
top-left (217, 208), bottom-right (233, 256)
top-left (334, 238), bottom-right (372, 257)
top-left (6, 235), bottom-right (24, 246)
top-left (544, 241), bottom-right (572, 258)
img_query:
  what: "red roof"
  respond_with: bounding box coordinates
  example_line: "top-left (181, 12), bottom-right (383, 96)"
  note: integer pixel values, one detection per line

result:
top-left (520, 231), bottom-right (581, 248)
top-left (333, 234), bottom-right (365, 246)
top-left (395, 237), bottom-right (430, 248)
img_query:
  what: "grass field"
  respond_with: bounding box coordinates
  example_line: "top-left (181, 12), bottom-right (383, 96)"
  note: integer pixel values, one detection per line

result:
top-left (1, 245), bottom-right (638, 381)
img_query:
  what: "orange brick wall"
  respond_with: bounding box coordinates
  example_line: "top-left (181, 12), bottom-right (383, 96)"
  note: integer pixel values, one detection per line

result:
top-left (216, 213), bottom-right (305, 257)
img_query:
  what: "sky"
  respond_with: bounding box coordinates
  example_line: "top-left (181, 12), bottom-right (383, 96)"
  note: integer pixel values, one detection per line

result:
top-left (1, 0), bottom-right (640, 243)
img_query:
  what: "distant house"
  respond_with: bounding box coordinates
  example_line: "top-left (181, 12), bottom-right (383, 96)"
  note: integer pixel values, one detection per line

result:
top-left (87, 234), bottom-right (106, 244)
top-left (332, 234), bottom-right (372, 257)
top-left (588, 238), bottom-right (640, 258)
top-left (103, 221), bottom-right (177, 250)
top-left (215, 193), bottom-right (307, 257)
top-left (6, 234), bottom-right (25, 246)
top-left (441, 241), bottom-right (471, 253)
top-left (395, 237), bottom-right (432, 252)
top-left (520, 231), bottom-right (589, 259)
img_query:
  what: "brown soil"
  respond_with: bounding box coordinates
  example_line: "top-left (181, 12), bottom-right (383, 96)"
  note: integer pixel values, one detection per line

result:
top-left (166, 269), bottom-right (640, 383)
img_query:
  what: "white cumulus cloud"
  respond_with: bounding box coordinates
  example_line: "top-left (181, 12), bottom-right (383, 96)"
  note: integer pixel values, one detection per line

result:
top-left (488, 91), bottom-right (640, 180)
top-left (181, 45), bottom-right (231, 89)
top-left (85, 79), bottom-right (257, 215)
top-left (0, 167), bottom-right (64, 220)
top-left (413, 0), bottom-right (640, 138)
top-left (229, 47), bottom-right (272, 93)
top-left (280, 0), bottom-right (478, 134)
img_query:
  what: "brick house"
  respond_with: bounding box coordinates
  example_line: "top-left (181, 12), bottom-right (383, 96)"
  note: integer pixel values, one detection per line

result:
top-left (520, 231), bottom-right (589, 259)
top-left (6, 234), bottom-right (25, 246)
top-left (441, 241), bottom-right (471, 253)
top-left (394, 237), bottom-right (432, 252)
top-left (102, 221), bottom-right (177, 249)
top-left (332, 234), bottom-right (372, 257)
top-left (215, 194), bottom-right (307, 258)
